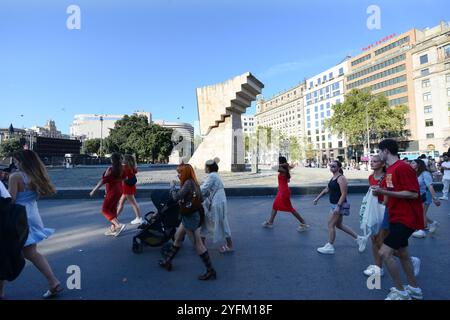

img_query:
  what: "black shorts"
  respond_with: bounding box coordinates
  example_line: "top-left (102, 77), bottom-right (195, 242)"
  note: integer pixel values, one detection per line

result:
top-left (383, 223), bottom-right (415, 250)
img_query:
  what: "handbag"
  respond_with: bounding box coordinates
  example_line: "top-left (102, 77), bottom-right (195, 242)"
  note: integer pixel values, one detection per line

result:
top-left (179, 185), bottom-right (202, 216)
top-left (124, 175), bottom-right (137, 186)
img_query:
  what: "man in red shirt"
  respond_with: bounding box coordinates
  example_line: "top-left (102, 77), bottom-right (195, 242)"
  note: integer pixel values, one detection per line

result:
top-left (372, 139), bottom-right (424, 300)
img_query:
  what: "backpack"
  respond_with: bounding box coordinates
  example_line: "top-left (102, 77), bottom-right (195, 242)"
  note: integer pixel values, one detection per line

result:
top-left (0, 197), bottom-right (29, 281)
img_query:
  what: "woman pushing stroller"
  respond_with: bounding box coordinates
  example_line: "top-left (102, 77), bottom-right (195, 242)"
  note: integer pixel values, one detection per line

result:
top-left (158, 163), bottom-right (217, 280)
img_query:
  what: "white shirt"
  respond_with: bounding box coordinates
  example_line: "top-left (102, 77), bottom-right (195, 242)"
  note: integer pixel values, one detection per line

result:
top-left (0, 181), bottom-right (11, 198)
top-left (442, 161), bottom-right (450, 180)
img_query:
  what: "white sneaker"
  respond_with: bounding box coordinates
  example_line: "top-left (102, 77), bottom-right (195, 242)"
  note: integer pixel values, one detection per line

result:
top-left (317, 243), bottom-right (335, 254)
top-left (428, 221), bottom-right (439, 234)
top-left (385, 288), bottom-right (411, 300)
top-left (363, 265), bottom-right (384, 277)
top-left (114, 224), bottom-right (126, 237)
top-left (411, 256), bottom-right (421, 277)
top-left (438, 196), bottom-right (448, 200)
top-left (404, 285), bottom-right (423, 300)
top-left (412, 230), bottom-right (426, 238)
top-left (356, 235), bottom-right (368, 253)
top-left (262, 221), bottom-right (273, 228)
top-left (131, 217), bottom-right (143, 225)
top-left (297, 224), bottom-right (310, 232)
top-left (104, 228), bottom-right (116, 236)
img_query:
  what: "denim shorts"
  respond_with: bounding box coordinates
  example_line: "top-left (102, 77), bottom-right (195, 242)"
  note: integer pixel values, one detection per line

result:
top-left (381, 207), bottom-right (389, 230)
top-left (181, 211), bottom-right (202, 231)
top-left (330, 204), bottom-right (349, 216)
top-left (421, 191), bottom-right (432, 205)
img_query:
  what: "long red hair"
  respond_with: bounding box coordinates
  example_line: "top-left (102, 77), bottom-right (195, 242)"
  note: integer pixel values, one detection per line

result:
top-left (177, 163), bottom-right (199, 187)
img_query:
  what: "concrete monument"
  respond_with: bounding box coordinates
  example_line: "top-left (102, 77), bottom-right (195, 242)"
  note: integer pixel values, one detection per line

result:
top-left (189, 72), bottom-right (264, 172)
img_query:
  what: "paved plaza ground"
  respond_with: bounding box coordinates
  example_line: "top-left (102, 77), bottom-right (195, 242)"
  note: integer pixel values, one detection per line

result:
top-left (48, 166), bottom-right (373, 189)
top-left (4, 194), bottom-right (450, 300)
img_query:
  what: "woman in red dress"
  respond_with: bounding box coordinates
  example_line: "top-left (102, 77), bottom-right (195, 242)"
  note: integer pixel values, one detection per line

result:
top-left (90, 153), bottom-right (126, 236)
top-left (117, 154), bottom-right (142, 225)
top-left (262, 156), bottom-right (310, 232)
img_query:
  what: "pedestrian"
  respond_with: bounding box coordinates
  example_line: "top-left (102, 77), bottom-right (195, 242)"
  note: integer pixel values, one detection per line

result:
top-left (159, 163), bottom-right (217, 280)
top-left (372, 139), bottom-right (424, 300)
top-left (200, 158), bottom-right (233, 253)
top-left (117, 154), bottom-right (142, 225)
top-left (410, 159), bottom-right (440, 238)
top-left (363, 154), bottom-right (388, 277)
top-left (90, 152), bottom-right (126, 237)
top-left (0, 150), bottom-right (62, 299)
top-left (313, 160), bottom-right (367, 254)
top-left (262, 156), bottom-right (309, 231)
top-left (402, 157), bottom-right (410, 164)
top-left (439, 153), bottom-right (450, 200)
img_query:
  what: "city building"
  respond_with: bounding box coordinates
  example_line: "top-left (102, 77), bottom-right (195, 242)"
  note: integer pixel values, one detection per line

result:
top-left (153, 120), bottom-right (194, 163)
top-left (29, 120), bottom-right (69, 139)
top-left (69, 111), bottom-right (152, 140)
top-left (304, 60), bottom-right (349, 163)
top-left (255, 82), bottom-right (306, 161)
top-left (242, 114), bottom-right (256, 135)
top-left (411, 21), bottom-right (450, 154)
top-left (346, 29), bottom-right (419, 152)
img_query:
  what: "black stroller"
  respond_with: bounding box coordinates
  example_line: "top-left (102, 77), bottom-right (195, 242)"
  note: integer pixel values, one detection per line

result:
top-left (132, 189), bottom-right (181, 254)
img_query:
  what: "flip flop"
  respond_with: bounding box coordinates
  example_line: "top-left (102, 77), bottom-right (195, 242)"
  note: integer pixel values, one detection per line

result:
top-left (42, 284), bottom-right (63, 299)
top-left (219, 245), bottom-right (234, 254)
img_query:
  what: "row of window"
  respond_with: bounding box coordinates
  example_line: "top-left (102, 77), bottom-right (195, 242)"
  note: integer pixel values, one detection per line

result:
top-left (307, 140), bottom-right (344, 149)
top-left (370, 75), bottom-right (407, 91)
top-left (347, 64), bottom-right (406, 90)
top-left (374, 36), bottom-right (410, 56)
top-left (348, 54), bottom-right (406, 82)
top-left (389, 96), bottom-right (408, 106)
top-left (308, 69), bottom-right (344, 89)
top-left (306, 110), bottom-right (332, 122)
top-left (306, 82), bottom-right (341, 100)
top-left (381, 85), bottom-right (408, 97)
top-left (351, 54), bottom-right (371, 67)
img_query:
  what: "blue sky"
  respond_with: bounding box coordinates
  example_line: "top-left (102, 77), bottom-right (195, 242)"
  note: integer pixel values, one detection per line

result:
top-left (0, 0), bottom-right (448, 134)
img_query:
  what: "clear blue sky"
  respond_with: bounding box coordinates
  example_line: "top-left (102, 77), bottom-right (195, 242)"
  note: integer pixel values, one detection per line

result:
top-left (1, 0), bottom-right (448, 134)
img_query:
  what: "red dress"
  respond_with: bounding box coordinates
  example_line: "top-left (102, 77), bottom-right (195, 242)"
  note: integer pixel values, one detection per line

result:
top-left (101, 168), bottom-right (123, 221)
top-left (122, 166), bottom-right (137, 195)
top-left (272, 173), bottom-right (296, 213)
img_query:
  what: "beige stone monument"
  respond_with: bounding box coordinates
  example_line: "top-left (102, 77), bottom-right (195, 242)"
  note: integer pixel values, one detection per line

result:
top-left (189, 72), bottom-right (264, 172)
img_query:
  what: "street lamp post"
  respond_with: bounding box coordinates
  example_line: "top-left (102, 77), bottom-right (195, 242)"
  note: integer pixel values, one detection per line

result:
top-left (100, 115), bottom-right (104, 157)
top-left (365, 101), bottom-right (371, 168)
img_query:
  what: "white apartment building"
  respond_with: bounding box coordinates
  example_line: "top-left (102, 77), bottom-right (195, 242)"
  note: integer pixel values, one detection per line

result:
top-left (153, 120), bottom-right (194, 163)
top-left (411, 21), bottom-right (450, 154)
top-left (242, 114), bottom-right (256, 135)
top-left (70, 112), bottom-right (152, 140)
top-left (304, 61), bottom-right (348, 163)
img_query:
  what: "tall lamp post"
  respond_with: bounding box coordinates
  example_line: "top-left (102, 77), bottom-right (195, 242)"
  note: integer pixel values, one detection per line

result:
top-left (365, 101), bottom-right (371, 168)
top-left (100, 115), bottom-right (104, 157)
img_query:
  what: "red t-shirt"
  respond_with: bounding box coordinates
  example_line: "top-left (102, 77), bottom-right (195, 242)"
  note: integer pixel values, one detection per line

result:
top-left (385, 160), bottom-right (424, 230)
top-left (368, 173), bottom-right (386, 203)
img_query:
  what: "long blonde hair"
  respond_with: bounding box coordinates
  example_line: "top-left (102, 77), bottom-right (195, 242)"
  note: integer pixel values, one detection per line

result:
top-left (13, 150), bottom-right (56, 197)
top-left (124, 154), bottom-right (136, 169)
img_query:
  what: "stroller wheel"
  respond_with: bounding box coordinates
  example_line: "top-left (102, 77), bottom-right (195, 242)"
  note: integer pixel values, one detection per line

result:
top-left (132, 239), bottom-right (144, 254)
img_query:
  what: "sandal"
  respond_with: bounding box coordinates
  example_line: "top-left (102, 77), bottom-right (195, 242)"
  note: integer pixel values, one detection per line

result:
top-left (42, 284), bottom-right (63, 299)
top-left (219, 245), bottom-right (234, 254)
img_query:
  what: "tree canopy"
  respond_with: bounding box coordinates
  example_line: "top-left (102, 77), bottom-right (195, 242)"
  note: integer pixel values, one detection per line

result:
top-left (325, 89), bottom-right (408, 146)
top-left (0, 138), bottom-right (23, 158)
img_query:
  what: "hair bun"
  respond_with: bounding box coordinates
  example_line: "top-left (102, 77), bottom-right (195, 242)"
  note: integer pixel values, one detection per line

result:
top-left (213, 157), bottom-right (220, 164)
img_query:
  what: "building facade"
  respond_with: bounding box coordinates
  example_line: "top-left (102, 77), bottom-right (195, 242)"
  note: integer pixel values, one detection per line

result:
top-left (153, 120), bottom-right (194, 163)
top-left (347, 29), bottom-right (419, 152)
top-left (242, 114), bottom-right (256, 135)
top-left (411, 21), bottom-right (450, 154)
top-left (29, 120), bottom-right (68, 139)
top-left (304, 61), bottom-right (349, 163)
top-left (70, 111), bottom-right (152, 140)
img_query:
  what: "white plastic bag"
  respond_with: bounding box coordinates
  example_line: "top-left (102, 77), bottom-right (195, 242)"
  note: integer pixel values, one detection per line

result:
top-left (359, 188), bottom-right (385, 238)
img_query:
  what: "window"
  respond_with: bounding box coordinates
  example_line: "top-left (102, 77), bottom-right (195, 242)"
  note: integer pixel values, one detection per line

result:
top-left (307, 123), bottom-right (311, 129)
top-left (328, 142), bottom-right (332, 148)
top-left (309, 81), bottom-right (313, 88)
top-left (326, 110), bottom-right (331, 117)
top-left (423, 92), bottom-right (432, 101)
top-left (316, 129), bottom-right (319, 135)
top-left (446, 63), bottom-right (450, 70)
top-left (339, 67), bottom-right (344, 75)
top-left (426, 133), bottom-right (434, 139)
top-left (336, 99), bottom-right (341, 104)
top-left (315, 114), bottom-right (318, 120)
top-left (420, 54), bottom-right (428, 65)
top-left (306, 109), bottom-right (310, 114)
top-left (422, 79), bottom-right (430, 88)
top-left (322, 135), bottom-right (325, 141)
top-left (307, 130), bottom-right (311, 136)
top-left (320, 112), bottom-right (324, 118)
top-left (425, 119), bottom-right (434, 127)
top-left (314, 106), bottom-right (318, 112)
top-left (329, 72), bottom-right (333, 79)
top-left (338, 141), bottom-right (343, 148)
top-left (445, 45), bottom-right (450, 59)
top-left (315, 121), bottom-right (319, 127)
top-left (323, 75), bottom-right (327, 82)
top-left (322, 143), bottom-right (326, 149)
top-left (447, 74), bottom-right (450, 83)
top-left (424, 105), bottom-right (432, 114)
top-left (318, 78), bottom-right (321, 85)
top-left (320, 104), bottom-right (324, 110)
top-left (316, 136), bottom-right (320, 142)
top-left (421, 69), bottom-right (429, 76)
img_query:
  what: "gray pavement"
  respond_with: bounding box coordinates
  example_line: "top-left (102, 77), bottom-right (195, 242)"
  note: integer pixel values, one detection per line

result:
top-left (4, 194), bottom-right (450, 300)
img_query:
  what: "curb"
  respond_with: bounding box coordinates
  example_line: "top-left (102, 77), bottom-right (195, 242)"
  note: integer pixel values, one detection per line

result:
top-left (47, 183), bottom-right (444, 200)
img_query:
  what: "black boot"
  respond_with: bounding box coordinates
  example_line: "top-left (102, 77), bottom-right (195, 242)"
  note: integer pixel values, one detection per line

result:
top-left (159, 245), bottom-right (180, 271)
top-left (198, 251), bottom-right (217, 280)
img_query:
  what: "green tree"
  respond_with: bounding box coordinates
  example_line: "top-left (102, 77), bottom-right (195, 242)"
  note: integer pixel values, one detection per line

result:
top-left (0, 138), bottom-right (23, 157)
top-left (303, 137), bottom-right (316, 161)
top-left (325, 89), bottom-right (407, 149)
top-left (84, 138), bottom-right (101, 155)
top-left (104, 114), bottom-right (174, 163)
top-left (289, 136), bottom-right (301, 163)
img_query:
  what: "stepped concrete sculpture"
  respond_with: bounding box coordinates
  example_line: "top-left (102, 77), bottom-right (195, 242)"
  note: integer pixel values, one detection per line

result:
top-left (189, 72), bottom-right (264, 172)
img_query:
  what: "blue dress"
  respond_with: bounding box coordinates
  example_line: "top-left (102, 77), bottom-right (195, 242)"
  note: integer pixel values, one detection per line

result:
top-left (15, 172), bottom-right (54, 246)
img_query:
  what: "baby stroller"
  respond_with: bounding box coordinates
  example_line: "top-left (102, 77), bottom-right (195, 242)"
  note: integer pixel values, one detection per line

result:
top-left (132, 189), bottom-right (181, 254)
